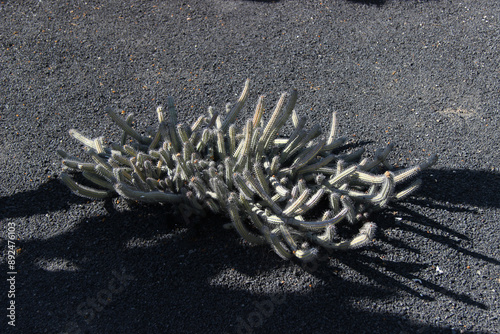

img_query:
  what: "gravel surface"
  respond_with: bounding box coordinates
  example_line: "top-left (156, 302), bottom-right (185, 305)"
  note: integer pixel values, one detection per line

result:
top-left (1, 0), bottom-right (499, 333)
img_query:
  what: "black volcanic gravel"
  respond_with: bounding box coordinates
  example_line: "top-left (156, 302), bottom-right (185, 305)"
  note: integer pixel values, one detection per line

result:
top-left (1, 1), bottom-right (499, 333)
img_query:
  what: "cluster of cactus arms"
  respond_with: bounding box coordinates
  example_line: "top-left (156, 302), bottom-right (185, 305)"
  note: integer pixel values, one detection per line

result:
top-left (58, 79), bottom-right (437, 262)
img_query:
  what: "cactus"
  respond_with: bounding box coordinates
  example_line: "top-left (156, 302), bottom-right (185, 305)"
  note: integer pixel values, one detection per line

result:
top-left (57, 80), bottom-right (437, 262)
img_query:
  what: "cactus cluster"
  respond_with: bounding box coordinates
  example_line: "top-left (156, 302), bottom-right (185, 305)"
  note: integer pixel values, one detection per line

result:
top-left (58, 80), bottom-right (437, 262)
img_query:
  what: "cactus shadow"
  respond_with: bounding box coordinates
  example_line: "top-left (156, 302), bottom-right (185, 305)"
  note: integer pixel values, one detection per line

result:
top-left (284, 167), bottom-right (498, 328)
top-left (0, 178), bottom-right (89, 220)
top-left (387, 168), bottom-right (500, 269)
top-left (421, 168), bottom-right (500, 210)
top-left (3, 166), bottom-right (498, 333)
top-left (7, 204), bottom-right (449, 334)
top-left (5, 190), bottom-right (291, 333)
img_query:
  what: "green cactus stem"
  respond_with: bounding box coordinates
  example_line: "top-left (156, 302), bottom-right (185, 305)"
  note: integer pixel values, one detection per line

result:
top-left (58, 80), bottom-right (437, 262)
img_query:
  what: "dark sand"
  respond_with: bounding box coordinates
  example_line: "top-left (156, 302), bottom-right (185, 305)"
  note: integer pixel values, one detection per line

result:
top-left (1, 1), bottom-right (499, 333)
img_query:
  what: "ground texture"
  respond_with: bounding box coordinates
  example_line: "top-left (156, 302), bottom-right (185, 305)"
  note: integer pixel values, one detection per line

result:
top-left (1, 0), bottom-right (499, 333)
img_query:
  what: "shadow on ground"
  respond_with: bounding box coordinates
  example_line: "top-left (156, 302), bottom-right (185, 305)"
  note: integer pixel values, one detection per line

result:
top-left (1, 167), bottom-right (497, 333)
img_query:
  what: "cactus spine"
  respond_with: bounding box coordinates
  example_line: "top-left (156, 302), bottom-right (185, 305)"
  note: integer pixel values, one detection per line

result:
top-left (58, 80), bottom-right (437, 262)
